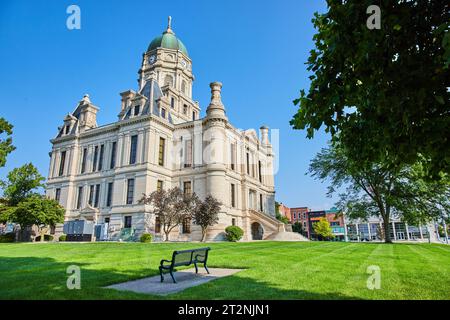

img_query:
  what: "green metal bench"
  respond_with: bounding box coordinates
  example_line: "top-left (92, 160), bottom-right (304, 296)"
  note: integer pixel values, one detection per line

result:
top-left (159, 247), bottom-right (211, 283)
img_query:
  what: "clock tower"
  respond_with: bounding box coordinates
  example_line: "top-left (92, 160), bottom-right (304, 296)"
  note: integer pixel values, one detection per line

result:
top-left (137, 17), bottom-right (199, 123)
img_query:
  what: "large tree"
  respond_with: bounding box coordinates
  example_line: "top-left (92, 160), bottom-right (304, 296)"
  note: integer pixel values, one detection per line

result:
top-left (140, 187), bottom-right (198, 241)
top-left (291, 0), bottom-right (450, 178)
top-left (1, 195), bottom-right (65, 241)
top-left (0, 117), bottom-right (15, 169)
top-left (310, 142), bottom-right (450, 243)
top-left (192, 195), bottom-right (222, 242)
top-left (0, 163), bottom-right (45, 206)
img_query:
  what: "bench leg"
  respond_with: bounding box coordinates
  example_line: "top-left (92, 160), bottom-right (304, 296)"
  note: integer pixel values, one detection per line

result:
top-left (169, 270), bottom-right (177, 283)
top-left (159, 266), bottom-right (164, 283)
top-left (194, 262), bottom-right (199, 274)
top-left (204, 264), bottom-right (210, 274)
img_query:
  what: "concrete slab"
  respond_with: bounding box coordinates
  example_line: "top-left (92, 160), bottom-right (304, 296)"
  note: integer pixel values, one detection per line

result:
top-left (105, 268), bottom-right (243, 296)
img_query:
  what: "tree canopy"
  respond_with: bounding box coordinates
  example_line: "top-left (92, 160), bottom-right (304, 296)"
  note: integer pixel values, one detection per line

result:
top-left (309, 141), bottom-right (450, 242)
top-left (0, 163), bottom-right (45, 206)
top-left (0, 117), bottom-right (15, 168)
top-left (192, 195), bottom-right (222, 242)
top-left (291, 0), bottom-right (450, 178)
top-left (313, 217), bottom-right (334, 240)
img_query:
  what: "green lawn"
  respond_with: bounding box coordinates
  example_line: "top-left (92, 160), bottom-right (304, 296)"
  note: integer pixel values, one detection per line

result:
top-left (0, 241), bottom-right (449, 299)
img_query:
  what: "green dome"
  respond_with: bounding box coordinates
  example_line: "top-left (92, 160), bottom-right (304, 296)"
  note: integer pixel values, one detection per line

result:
top-left (147, 31), bottom-right (188, 56)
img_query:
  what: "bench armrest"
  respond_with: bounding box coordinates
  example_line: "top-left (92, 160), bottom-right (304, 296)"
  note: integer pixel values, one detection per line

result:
top-left (160, 259), bottom-right (172, 266)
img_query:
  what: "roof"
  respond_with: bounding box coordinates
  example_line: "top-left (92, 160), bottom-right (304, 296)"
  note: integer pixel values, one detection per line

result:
top-left (147, 17), bottom-right (188, 56)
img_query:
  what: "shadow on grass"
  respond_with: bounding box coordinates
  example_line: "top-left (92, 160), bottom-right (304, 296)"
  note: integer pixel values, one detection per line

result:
top-left (0, 256), bottom-right (363, 300)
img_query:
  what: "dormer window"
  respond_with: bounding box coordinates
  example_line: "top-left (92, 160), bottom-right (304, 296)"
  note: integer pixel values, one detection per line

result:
top-left (183, 104), bottom-right (188, 115)
top-left (192, 111), bottom-right (196, 121)
top-left (65, 125), bottom-right (70, 134)
top-left (134, 105), bottom-right (140, 116)
top-left (171, 97), bottom-right (175, 108)
top-left (161, 108), bottom-right (166, 119)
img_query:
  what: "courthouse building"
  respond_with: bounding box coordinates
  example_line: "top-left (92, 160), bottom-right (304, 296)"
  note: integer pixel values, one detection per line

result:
top-left (45, 18), bottom-right (285, 241)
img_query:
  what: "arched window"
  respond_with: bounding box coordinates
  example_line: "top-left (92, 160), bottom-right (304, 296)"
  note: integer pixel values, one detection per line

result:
top-left (164, 75), bottom-right (173, 87)
top-left (181, 80), bottom-right (187, 95)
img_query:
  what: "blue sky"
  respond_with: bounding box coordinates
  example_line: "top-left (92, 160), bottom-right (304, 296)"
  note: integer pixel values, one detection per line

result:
top-left (0, 0), bottom-right (337, 210)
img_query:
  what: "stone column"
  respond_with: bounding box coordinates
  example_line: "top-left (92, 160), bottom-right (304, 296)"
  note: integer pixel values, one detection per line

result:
top-left (405, 222), bottom-right (410, 240)
top-left (355, 223), bottom-right (359, 242)
top-left (392, 222), bottom-right (397, 240)
top-left (367, 223), bottom-right (371, 241)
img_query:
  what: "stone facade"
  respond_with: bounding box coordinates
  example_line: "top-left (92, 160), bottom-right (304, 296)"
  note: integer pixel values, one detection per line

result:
top-left (46, 18), bottom-right (280, 241)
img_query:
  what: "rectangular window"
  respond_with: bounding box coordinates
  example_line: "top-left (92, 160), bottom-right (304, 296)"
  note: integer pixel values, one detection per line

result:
top-left (170, 97), bottom-right (175, 108)
top-left (126, 178), bottom-right (135, 205)
top-left (92, 146), bottom-right (99, 172)
top-left (98, 144), bottom-right (104, 171)
top-left (161, 108), bottom-right (166, 118)
top-left (258, 161), bottom-right (262, 183)
top-left (157, 180), bottom-right (163, 191)
top-left (158, 137), bottom-right (165, 166)
top-left (76, 186), bottom-right (83, 209)
top-left (94, 184), bottom-right (100, 208)
top-left (231, 183), bottom-right (236, 208)
top-left (246, 152), bottom-right (250, 175)
top-left (259, 194), bottom-right (263, 212)
top-left (88, 185), bottom-right (94, 206)
top-left (110, 142), bottom-right (117, 169)
top-left (184, 139), bottom-right (192, 168)
top-left (183, 181), bottom-right (192, 195)
top-left (124, 216), bottom-right (132, 228)
top-left (81, 148), bottom-right (87, 173)
top-left (183, 104), bottom-right (188, 114)
top-left (155, 217), bottom-right (161, 233)
top-left (130, 135), bottom-right (138, 164)
top-left (230, 143), bottom-right (236, 171)
top-left (59, 151), bottom-right (66, 176)
top-left (65, 125), bottom-right (70, 134)
top-left (55, 188), bottom-right (61, 202)
top-left (192, 111), bottom-right (196, 121)
top-left (232, 218), bottom-right (236, 226)
top-left (182, 218), bottom-right (191, 234)
top-left (106, 182), bottom-right (113, 207)
top-left (134, 105), bottom-right (140, 116)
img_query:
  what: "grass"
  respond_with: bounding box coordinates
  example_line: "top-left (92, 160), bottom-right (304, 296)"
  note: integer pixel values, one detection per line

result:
top-left (0, 241), bottom-right (449, 299)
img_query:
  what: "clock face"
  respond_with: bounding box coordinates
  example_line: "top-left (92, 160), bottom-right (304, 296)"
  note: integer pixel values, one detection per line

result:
top-left (148, 55), bottom-right (156, 64)
top-left (181, 59), bottom-right (187, 68)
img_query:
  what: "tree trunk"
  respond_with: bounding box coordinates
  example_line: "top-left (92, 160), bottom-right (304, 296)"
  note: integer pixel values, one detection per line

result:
top-left (164, 231), bottom-right (170, 241)
top-left (201, 228), bottom-right (207, 242)
top-left (382, 216), bottom-right (392, 243)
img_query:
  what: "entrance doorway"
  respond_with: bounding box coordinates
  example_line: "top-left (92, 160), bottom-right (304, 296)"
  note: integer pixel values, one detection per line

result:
top-left (397, 232), bottom-right (405, 240)
top-left (251, 222), bottom-right (264, 240)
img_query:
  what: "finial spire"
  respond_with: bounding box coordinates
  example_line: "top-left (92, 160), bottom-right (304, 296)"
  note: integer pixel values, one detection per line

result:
top-left (166, 16), bottom-right (174, 34)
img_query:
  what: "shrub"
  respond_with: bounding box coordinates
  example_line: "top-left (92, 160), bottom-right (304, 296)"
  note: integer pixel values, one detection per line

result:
top-left (0, 233), bottom-right (15, 243)
top-left (34, 234), bottom-right (54, 242)
top-left (225, 226), bottom-right (244, 242)
top-left (59, 234), bottom-right (67, 242)
top-left (140, 233), bottom-right (153, 243)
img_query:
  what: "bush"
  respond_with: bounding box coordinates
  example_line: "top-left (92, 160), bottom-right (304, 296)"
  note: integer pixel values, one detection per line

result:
top-left (59, 234), bottom-right (67, 242)
top-left (140, 233), bottom-right (153, 243)
top-left (0, 233), bottom-right (15, 243)
top-left (34, 234), bottom-right (54, 242)
top-left (225, 226), bottom-right (244, 242)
